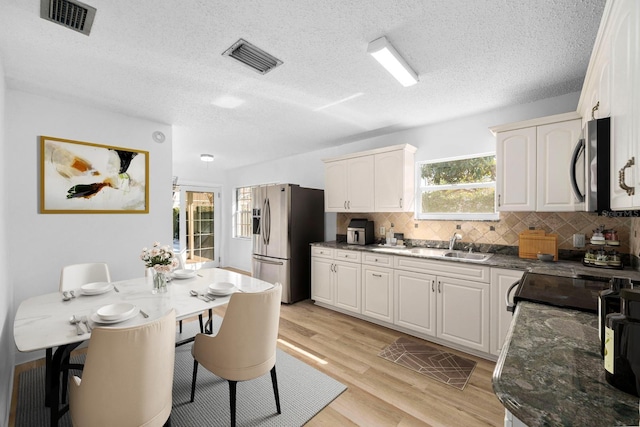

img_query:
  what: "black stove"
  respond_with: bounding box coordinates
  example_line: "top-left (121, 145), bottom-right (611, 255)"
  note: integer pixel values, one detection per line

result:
top-left (512, 272), bottom-right (612, 313)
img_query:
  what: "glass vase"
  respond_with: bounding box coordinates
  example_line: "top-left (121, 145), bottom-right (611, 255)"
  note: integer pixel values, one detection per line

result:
top-left (152, 270), bottom-right (168, 294)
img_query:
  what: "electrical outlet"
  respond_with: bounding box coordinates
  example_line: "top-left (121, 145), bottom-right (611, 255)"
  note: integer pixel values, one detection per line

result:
top-left (380, 226), bottom-right (385, 236)
top-left (573, 233), bottom-right (585, 248)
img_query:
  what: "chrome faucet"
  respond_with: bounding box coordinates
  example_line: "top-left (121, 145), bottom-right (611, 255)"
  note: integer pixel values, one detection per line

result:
top-left (449, 233), bottom-right (462, 250)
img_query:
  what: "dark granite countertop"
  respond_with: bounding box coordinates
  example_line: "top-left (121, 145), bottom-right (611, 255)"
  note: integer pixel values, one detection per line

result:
top-left (492, 302), bottom-right (639, 427)
top-left (310, 241), bottom-right (640, 281)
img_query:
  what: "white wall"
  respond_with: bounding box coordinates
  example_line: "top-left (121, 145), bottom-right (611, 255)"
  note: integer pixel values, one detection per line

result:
top-left (0, 55), bottom-right (12, 427)
top-left (222, 91), bottom-right (581, 272)
top-left (8, 90), bottom-right (173, 364)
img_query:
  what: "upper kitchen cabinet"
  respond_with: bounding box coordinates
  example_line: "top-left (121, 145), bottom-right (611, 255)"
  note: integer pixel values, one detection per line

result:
top-left (374, 145), bottom-right (417, 211)
top-left (578, 0), bottom-right (640, 210)
top-left (323, 144), bottom-right (416, 213)
top-left (492, 113), bottom-right (582, 212)
top-left (324, 155), bottom-right (375, 212)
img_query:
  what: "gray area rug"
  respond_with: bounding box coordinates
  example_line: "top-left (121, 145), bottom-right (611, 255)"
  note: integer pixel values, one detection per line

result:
top-left (16, 319), bottom-right (346, 426)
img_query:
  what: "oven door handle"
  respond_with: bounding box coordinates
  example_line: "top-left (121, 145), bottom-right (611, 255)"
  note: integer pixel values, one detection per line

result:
top-left (506, 280), bottom-right (521, 313)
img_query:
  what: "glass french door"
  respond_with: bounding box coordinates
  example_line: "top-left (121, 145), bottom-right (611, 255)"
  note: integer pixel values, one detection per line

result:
top-left (173, 185), bottom-right (221, 269)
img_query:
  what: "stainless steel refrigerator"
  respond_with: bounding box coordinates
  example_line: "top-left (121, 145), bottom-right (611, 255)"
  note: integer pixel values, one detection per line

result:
top-left (252, 184), bottom-right (324, 303)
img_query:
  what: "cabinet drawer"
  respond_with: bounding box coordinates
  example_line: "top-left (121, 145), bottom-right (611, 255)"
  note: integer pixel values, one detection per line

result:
top-left (335, 249), bottom-right (362, 263)
top-left (394, 256), bottom-right (490, 283)
top-left (311, 246), bottom-right (334, 259)
top-left (362, 252), bottom-right (394, 267)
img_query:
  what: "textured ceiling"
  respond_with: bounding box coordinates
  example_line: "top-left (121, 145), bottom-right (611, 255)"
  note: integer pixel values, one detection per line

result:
top-left (0, 0), bottom-right (606, 170)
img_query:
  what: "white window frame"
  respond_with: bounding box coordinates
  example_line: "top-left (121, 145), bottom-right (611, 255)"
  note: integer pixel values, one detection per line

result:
top-left (416, 152), bottom-right (499, 221)
top-left (233, 186), bottom-right (253, 239)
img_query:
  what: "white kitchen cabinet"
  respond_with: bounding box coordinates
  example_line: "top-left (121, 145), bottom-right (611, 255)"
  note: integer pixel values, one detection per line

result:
top-left (608, 1), bottom-right (640, 210)
top-left (490, 268), bottom-right (524, 356)
top-left (394, 269), bottom-right (436, 336)
top-left (362, 254), bottom-right (394, 322)
top-left (496, 127), bottom-right (536, 211)
top-left (324, 156), bottom-right (374, 212)
top-left (374, 145), bottom-right (417, 212)
top-left (323, 144), bottom-right (416, 213)
top-left (493, 114), bottom-right (582, 212)
top-left (311, 248), bottom-right (362, 313)
top-left (578, 0), bottom-right (640, 210)
top-left (437, 276), bottom-right (490, 353)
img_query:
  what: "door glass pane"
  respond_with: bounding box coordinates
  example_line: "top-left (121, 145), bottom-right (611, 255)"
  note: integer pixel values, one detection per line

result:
top-left (186, 191), bottom-right (214, 265)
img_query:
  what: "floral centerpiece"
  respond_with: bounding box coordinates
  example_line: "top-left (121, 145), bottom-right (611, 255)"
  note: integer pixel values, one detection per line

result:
top-left (140, 242), bottom-right (179, 293)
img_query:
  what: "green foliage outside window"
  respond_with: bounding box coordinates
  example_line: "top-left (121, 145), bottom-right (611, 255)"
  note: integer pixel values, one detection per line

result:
top-left (418, 154), bottom-right (497, 219)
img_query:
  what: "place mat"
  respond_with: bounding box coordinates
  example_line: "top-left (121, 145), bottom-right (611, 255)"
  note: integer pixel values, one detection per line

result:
top-left (378, 336), bottom-right (476, 390)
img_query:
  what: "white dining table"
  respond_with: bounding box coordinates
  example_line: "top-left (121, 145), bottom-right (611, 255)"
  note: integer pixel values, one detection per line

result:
top-left (13, 267), bottom-right (274, 427)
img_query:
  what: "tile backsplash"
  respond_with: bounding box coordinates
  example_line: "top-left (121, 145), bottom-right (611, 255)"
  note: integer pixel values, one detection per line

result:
top-left (338, 211), bottom-right (633, 254)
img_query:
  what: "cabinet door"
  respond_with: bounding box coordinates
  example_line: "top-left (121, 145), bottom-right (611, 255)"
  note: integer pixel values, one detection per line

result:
top-left (362, 265), bottom-right (393, 322)
top-left (324, 160), bottom-right (348, 212)
top-left (375, 149), bottom-right (413, 212)
top-left (347, 156), bottom-right (375, 211)
top-left (334, 260), bottom-right (362, 314)
top-left (436, 277), bottom-right (490, 353)
top-left (536, 119), bottom-right (582, 211)
top-left (489, 268), bottom-right (524, 356)
top-left (610, 2), bottom-right (640, 209)
top-left (496, 127), bottom-right (536, 211)
top-left (311, 257), bottom-right (334, 305)
top-left (394, 269), bottom-right (436, 336)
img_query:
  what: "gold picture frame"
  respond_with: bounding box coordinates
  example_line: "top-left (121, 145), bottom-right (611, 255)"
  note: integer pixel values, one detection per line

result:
top-left (40, 136), bottom-right (149, 214)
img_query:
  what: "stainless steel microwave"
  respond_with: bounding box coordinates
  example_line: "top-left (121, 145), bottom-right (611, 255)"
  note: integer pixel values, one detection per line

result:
top-left (570, 117), bottom-right (610, 212)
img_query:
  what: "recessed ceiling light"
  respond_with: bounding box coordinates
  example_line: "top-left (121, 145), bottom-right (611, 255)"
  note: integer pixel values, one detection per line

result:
top-left (200, 154), bottom-right (215, 162)
top-left (367, 36), bottom-right (418, 87)
top-left (211, 96), bottom-right (245, 109)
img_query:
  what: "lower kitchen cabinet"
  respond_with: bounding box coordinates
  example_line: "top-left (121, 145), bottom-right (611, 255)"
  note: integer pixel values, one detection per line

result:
top-left (311, 247), bottom-right (362, 313)
top-left (437, 276), bottom-right (490, 353)
top-left (490, 268), bottom-right (525, 356)
top-left (362, 264), bottom-right (394, 322)
top-left (394, 269), bottom-right (436, 336)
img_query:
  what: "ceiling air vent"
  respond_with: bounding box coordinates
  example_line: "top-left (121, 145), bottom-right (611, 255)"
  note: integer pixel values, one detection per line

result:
top-left (40, 0), bottom-right (96, 36)
top-left (222, 39), bottom-right (283, 75)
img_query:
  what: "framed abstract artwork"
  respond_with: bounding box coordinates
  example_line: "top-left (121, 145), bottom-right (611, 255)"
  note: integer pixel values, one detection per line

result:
top-left (40, 136), bottom-right (149, 213)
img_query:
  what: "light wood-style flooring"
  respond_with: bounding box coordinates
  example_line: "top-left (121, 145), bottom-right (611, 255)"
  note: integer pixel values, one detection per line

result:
top-left (10, 279), bottom-right (504, 426)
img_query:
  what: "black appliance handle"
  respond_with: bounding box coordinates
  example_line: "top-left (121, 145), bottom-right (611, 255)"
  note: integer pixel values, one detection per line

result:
top-left (506, 280), bottom-right (521, 313)
top-left (262, 198), bottom-right (268, 246)
top-left (265, 198), bottom-right (271, 245)
top-left (570, 138), bottom-right (585, 203)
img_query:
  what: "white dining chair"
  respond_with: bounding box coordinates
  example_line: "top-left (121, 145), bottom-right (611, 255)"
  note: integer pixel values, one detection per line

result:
top-left (69, 309), bottom-right (176, 427)
top-left (190, 283), bottom-right (282, 426)
top-left (59, 262), bottom-right (111, 292)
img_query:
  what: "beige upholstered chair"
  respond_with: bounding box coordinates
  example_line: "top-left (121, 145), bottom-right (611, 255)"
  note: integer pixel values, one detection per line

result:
top-left (59, 262), bottom-right (111, 292)
top-left (69, 309), bottom-right (176, 427)
top-left (190, 283), bottom-right (282, 426)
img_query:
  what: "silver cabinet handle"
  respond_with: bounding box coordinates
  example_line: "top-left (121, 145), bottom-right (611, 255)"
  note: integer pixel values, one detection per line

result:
top-left (619, 157), bottom-right (635, 196)
top-left (399, 197), bottom-right (403, 208)
top-left (373, 273), bottom-right (382, 277)
top-left (347, 200), bottom-right (351, 209)
top-left (498, 194), bottom-right (501, 207)
top-left (344, 201), bottom-right (347, 209)
top-left (431, 280), bottom-right (435, 292)
top-left (437, 281), bottom-right (441, 293)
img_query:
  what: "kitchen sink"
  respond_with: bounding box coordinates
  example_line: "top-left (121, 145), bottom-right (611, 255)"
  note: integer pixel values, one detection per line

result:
top-left (409, 247), bottom-right (449, 257)
top-left (442, 250), bottom-right (493, 261)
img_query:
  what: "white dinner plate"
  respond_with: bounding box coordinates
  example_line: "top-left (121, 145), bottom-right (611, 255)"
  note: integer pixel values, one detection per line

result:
top-left (96, 303), bottom-right (136, 321)
top-left (80, 282), bottom-right (113, 295)
top-left (208, 282), bottom-right (236, 296)
top-left (172, 269), bottom-right (197, 279)
top-left (91, 306), bottom-right (140, 324)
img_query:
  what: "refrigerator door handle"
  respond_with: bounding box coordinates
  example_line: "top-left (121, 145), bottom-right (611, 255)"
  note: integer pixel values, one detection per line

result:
top-left (265, 198), bottom-right (271, 245)
top-left (262, 198), bottom-right (268, 246)
top-left (253, 256), bottom-right (284, 266)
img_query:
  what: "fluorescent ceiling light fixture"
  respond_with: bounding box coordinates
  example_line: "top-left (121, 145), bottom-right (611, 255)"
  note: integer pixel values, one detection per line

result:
top-left (211, 96), bottom-right (245, 109)
top-left (200, 154), bottom-right (215, 162)
top-left (314, 92), bottom-right (364, 111)
top-left (367, 36), bottom-right (418, 87)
